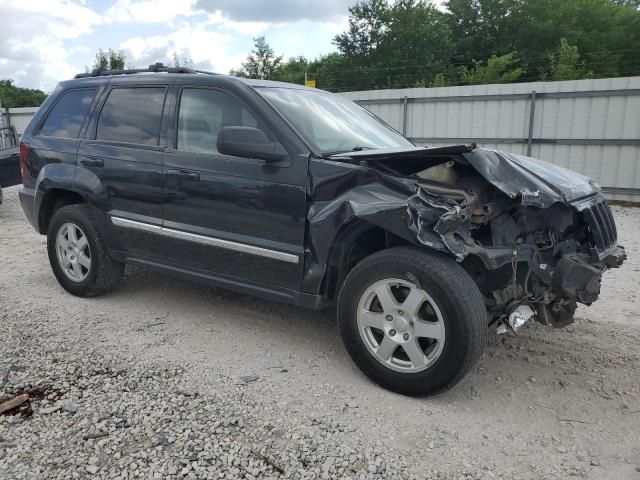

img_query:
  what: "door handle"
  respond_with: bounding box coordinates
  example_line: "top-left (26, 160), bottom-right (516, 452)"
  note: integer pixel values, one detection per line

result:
top-left (167, 169), bottom-right (200, 181)
top-left (79, 157), bottom-right (104, 168)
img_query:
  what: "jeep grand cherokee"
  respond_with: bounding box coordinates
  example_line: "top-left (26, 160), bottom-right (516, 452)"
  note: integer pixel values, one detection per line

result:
top-left (18, 63), bottom-right (625, 395)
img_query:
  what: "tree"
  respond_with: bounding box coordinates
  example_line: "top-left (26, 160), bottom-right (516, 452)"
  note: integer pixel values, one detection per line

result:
top-left (235, 36), bottom-right (283, 80)
top-left (314, 53), bottom-right (351, 91)
top-left (447, 0), bottom-right (640, 83)
top-left (431, 73), bottom-right (447, 88)
top-left (542, 39), bottom-right (593, 81)
top-left (92, 49), bottom-right (126, 71)
top-left (272, 56), bottom-right (316, 85)
top-left (230, 0), bottom-right (640, 91)
top-left (459, 53), bottom-right (524, 85)
top-left (446, 0), bottom-right (520, 66)
top-left (173, 52), bottom-right (194, 69)
top-left (228, 68), bottom-right (248, 78)
top-left (0, 79), bottom-right (47, 108)
top-left (513, 0), bottom-right (640, 78)
top-left (334, 0), bottom-right (390, 59)
top-left (610, 0), bottom-right (640, 7)
top-left (333, 0), bottom-right (453, 91)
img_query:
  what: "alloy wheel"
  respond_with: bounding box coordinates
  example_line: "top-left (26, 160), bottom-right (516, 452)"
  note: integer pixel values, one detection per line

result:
top-left (55, 222), bottom-right (92, 282)
top-left (356, 278), bottom-right (445, 373)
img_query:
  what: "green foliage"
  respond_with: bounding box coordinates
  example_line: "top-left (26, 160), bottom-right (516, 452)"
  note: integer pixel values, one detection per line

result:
top-left (542, 39), bottom-right (593, 81)
top-left (0, 79), bottom-right (47, 108)
top-left (271, 56), bottom-right (316, 85)
top-left (92, 48), bottom-right (126, 71)
top-left (228, 68), bottom-right (248, 78)
top-left (234, 36), bottom-right (283, 80)
top-left (446, 0), bottom-right (520, 65)
top-left (459, 53), bottom-right (524, 85)
top-left (431, 73), bottom-right (447, 88)
top-left (331, 0), bottom-right (453, 91)
top-left (313, 53), bottom-right (351, 91)
top-left (611, 0), bottom-right (640, 6)
top-left (232, 0), bottom-right (640, 92)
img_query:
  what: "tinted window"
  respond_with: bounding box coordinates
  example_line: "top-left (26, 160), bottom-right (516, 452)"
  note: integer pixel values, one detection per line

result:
top-left (177, 89), bottom-right (261, 154)
top-left (39, 88), bottom-right (97, 138)
top-left (97, 87), bottom-right (166, 145)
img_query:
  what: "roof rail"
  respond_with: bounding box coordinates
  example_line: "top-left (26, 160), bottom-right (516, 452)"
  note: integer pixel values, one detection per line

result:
top-left (74, 62), bottom-right (219, 79)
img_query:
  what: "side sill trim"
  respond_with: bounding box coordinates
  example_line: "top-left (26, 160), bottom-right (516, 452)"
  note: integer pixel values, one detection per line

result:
top-left (111, 216), bottom-right (299, 264)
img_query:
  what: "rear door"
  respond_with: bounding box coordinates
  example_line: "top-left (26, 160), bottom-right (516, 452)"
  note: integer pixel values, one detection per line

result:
top-left (161, 84), bottom-right (308, 290)
top-left (78, 82), bottom-right (168, 259)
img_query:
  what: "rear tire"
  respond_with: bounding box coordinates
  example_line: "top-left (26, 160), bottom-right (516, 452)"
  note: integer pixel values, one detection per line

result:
top-left (47, 204), bottom-right (123, 297)
top-left (337, 247), bottom-right (487, 396)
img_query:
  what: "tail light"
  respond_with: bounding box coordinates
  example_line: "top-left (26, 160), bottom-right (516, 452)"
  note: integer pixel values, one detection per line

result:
top-left (19, 142), bottom-right (29, 180)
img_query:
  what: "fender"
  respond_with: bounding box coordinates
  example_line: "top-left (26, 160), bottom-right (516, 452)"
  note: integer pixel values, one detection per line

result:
top-left (34, 163), bottom-right (125, 257)
top-left (34, 162), bottom-right (81, 232)
top-left (300, 157), bottom-right (450, 296)
top-left (311, 219), bottom-right (381, 300)
top-left (72, 163), bottom-right (113, 211)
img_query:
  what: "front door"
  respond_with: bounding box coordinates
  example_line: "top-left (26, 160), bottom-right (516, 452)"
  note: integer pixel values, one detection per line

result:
top-left (161, 86), bottom-right (307, 290)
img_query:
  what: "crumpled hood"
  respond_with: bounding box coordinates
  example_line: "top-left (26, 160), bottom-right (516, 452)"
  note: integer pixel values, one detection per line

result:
top-left (464, 149), bottom-right (599, 207)
top-left (330, 145), bottom-right (599, 208)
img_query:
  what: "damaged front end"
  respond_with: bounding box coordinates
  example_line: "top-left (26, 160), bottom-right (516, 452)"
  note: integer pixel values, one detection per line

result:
top-left (311, 145), bottom-right (625, 331)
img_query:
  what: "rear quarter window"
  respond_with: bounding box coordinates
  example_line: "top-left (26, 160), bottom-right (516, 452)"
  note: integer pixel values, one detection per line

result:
top-left (96, 87), bottom-right (167, 145)
top-left (38, 88), bottom-right (98, 138)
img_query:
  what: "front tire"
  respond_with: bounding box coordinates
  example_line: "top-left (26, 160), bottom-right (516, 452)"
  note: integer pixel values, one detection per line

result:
top-left (337, 247), bottom-right (487, 396)
top-left (47, 204), bottom-right (123, 297)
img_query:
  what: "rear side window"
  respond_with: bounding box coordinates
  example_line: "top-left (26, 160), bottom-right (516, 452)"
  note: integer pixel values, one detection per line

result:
top-left (39, 88), bottom-right (97, 138)
top-left (97, 87), bottom-right (166, 145)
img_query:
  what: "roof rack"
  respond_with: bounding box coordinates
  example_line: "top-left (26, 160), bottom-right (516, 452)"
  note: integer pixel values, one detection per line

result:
top-left (74, 62), bottom-right (219, 79)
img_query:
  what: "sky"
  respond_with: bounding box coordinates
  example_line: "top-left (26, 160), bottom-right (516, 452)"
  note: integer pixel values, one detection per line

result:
top-left (0, 0), bottom-right (360, 92)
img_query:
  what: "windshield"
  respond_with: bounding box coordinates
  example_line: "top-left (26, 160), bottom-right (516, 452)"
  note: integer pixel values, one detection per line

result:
top-left (257, 87), bottom-right (413, 154)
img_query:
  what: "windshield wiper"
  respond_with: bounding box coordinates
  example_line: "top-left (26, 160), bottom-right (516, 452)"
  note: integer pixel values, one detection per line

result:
top-left (350, 146), bottom-right (373, 152)
top-left (320, 146), bottom-right (376, 157)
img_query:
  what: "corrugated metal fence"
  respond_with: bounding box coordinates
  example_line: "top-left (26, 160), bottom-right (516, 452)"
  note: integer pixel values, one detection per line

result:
top-left (342, 76), bottom-right (640, 202)
top-left (0, 106), bottom-right (39, 141)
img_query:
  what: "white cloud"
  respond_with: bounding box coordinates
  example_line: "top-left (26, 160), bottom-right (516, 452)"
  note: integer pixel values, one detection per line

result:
top-left (205, 11), bottom-right (269, 36)
top-left (6, 0), bottom-right (102, 39)
top-left (320, 17), bottom-right (350, 36)
top-left (105, 0), bottom-right (198, 24)
top-left (0, 0), bottom-right (351, 91)
top-left (120, 25), bottom-right (242, 74)
top-left (195, 0), bottom-right (355, 23)
top-left (0, 0), bottom-right (103, 90)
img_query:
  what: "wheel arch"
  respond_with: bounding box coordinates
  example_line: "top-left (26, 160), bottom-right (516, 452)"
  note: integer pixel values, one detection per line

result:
top-left (35, 162), bottom-right (112, 234)
top-left (38, 188), bottom-right (86, 234)
top-left (320, 219), bottom-right (415, 302)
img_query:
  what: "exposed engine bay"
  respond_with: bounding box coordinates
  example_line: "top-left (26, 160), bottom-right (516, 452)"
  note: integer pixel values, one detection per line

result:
top-left (316, 144), bottom-right (626, 333)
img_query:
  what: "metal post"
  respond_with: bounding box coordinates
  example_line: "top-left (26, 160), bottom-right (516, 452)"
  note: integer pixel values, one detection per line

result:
top-left (402, 96), bottom-right (408, 136)
top-left (526, 90), bottom-right (537, 156)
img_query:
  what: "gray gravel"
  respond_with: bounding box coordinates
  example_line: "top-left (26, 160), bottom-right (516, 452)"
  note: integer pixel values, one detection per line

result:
top-left (1, 185), bottom-right (640, 479)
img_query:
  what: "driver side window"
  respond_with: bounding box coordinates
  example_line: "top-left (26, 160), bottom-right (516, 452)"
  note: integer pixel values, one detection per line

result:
top-left (177, 88), bottom-right (260, 154)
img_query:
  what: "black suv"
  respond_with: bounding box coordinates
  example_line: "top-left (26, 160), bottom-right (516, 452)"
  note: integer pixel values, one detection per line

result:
top-left (19, 64), bottom-right (625, 395)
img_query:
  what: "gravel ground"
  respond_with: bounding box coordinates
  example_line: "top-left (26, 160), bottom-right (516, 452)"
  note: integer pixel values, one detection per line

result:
top-left (1, 184), bottom-right (639, 480)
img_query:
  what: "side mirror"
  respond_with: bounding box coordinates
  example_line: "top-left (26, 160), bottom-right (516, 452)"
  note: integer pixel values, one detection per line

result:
top-left (217, 126), bottom-right (287, 162)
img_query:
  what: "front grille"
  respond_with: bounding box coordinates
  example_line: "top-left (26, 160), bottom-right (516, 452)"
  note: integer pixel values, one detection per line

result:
top-left (582, 198), bottom-right (617, 252)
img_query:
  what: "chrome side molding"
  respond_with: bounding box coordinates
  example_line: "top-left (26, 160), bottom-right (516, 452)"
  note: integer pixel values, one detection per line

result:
top-left (110, 216), bottom-right (299, 264)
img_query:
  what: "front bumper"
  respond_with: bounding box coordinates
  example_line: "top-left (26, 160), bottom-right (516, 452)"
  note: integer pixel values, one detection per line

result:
top-left (552, 245), bottom-right (626, 304)
top-left (604, 245), bottom-right (627, 268)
